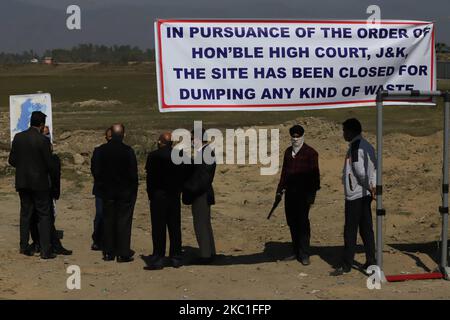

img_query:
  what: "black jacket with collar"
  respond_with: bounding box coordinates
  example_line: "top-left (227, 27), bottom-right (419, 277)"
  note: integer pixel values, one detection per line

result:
top-left (182, 144), bottom-right (216, 205)
top-left (93, 138), bottom-right (138, 201)
top-left (145, 145), bottom-right (187, 199)
top-left (9, 127), bottom-right (56, 192)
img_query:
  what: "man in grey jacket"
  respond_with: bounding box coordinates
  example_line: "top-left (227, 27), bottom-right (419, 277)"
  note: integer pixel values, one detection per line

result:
top-left (333, 118), bottom-right (377, 275)
top-left (183, 129), bottom-right (216, 265)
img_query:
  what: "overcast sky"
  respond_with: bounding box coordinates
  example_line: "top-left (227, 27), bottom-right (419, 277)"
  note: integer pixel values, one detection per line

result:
top-left (1, 0), bottom-right (449, 53)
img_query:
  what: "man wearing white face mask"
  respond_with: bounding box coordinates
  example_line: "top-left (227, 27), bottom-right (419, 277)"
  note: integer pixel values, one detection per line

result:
top-left (276, 125), bottom-right (320, 265)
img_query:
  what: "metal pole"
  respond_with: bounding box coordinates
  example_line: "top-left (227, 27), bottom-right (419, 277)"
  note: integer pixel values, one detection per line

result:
top-left (376, 92), bottom-right (385, 271)
top-left (441, 93), bottom-right (450, 277)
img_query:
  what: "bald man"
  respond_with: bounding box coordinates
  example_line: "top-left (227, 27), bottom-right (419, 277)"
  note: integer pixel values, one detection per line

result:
top-left (95, 123), bottom-right (138, 263)
top-left (144, 132), bottom-right (187, 270)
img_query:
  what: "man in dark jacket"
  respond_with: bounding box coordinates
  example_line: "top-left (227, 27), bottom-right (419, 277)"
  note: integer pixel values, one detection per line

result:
top-left (276, 125), bottom-right (320, 266)
top-left (94, 123), bottom-right (138, 262)
top-left (90, 127), bottom-right (112, 251)
top-left (30, 128), bottom-right (72, 255)
top-left (144, 132), bottom-right (186, 270)
top-left (8, 111), bottom-right (56, 259)
top-left (183, 129), bottom-right (217, 264)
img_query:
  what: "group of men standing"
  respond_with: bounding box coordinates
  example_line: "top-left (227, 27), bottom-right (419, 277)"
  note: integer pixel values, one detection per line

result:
top-left (88, 126), bottom-right (217, 269)
top-left (9, 111), bottom-right (377, 275)
top-left (276, 119), bottom-right (377, 275)
top-left (143, 130), bottom-right (217, 269)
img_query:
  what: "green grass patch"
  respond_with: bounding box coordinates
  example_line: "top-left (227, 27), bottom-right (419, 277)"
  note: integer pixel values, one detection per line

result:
top-left (1, 64), bottom-right (449, 137)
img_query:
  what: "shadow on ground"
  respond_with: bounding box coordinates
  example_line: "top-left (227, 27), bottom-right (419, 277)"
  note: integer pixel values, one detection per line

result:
top-left (139, 241), bottom-right (448, 275)
top-left (388, 241), bottom-right (444, 272)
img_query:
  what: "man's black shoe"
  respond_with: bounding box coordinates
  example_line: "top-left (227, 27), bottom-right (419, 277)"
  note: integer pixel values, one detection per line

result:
top-left (91, 243), bottom-right (102, 251)
top-left (330, 265), bottom-right (352, 276)
top-left (19, 248), bottom-right (34, 256)
top-left (117, 256), bottom-right (134, 263)
top-left (102, 253), bottom-right (116, 261)
top-left (299, 256), bottom-right (311, 266)
top-left (170, 256), bottom-right (183, 268)
top-left (30, 242), bottom-right (40, 254)
top-left (40, 253), bottom-right (57, 260)
top-left (53, 246), bottom-right (73, 255)
top-left (144, 257), bottom-right (165, 270)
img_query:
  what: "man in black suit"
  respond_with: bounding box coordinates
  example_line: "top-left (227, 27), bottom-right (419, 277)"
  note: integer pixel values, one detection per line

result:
top-left (8, 111), bottom-right (56, 259)
top-left (183, 129), bottom-right (217, 264)
top-left (29, 127), bottom-right (72, 255)
top-left (94, 123), bottom-right (138, 263)
top-left (144, 132), bottom-right (186, 270)
top-left (90, 127), bottom-right (112, 251)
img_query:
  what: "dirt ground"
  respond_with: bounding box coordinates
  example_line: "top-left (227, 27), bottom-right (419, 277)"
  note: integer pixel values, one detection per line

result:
top-left (1, 115), bottom-right (450, 300)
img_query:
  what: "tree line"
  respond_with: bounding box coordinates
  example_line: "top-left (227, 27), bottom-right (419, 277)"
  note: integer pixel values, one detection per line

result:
top-left (0, 44), bottom-right (155, 65)
top-left (0, 42), bottom-right (448, 65)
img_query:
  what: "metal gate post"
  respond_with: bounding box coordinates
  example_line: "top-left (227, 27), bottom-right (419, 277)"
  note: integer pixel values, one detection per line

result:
top-left (376, 91), bottom-right (386, 282)
top-left (441, 92), bottom-right (450, 279)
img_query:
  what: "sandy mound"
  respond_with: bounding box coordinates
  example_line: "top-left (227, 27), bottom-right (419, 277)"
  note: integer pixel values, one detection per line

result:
top-left (71, 100), bottom-right (122, 108)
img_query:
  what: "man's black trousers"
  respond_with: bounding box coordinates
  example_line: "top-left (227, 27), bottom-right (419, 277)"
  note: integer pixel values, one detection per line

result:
top-left (103, 197), bottom-right (135, 257)
top-left (18, 189), bottom-right (52, 255)
top-left (30, 200), bottom-right (61, 249)
top-left (284, 191), bottom-right (311, 259)
top-left (150, 190), bottom-right (182, 257)
top-left (343, 195), bottom-right (376, 268)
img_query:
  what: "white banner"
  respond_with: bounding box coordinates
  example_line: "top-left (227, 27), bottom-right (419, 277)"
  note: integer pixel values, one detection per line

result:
top-left (10, 93), bottom-right (53, 142)
top-left (155, 19), bottom-right (436, 112)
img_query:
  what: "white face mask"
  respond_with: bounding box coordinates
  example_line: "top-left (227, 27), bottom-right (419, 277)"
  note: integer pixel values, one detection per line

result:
top-left (291, 136), bottom-right (304, 147)
top-left (291, 135), bottom-right (305, 155)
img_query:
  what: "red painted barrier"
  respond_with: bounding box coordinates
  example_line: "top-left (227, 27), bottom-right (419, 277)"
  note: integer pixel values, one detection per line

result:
top-left (386, 272), bottom-right (443, 282)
